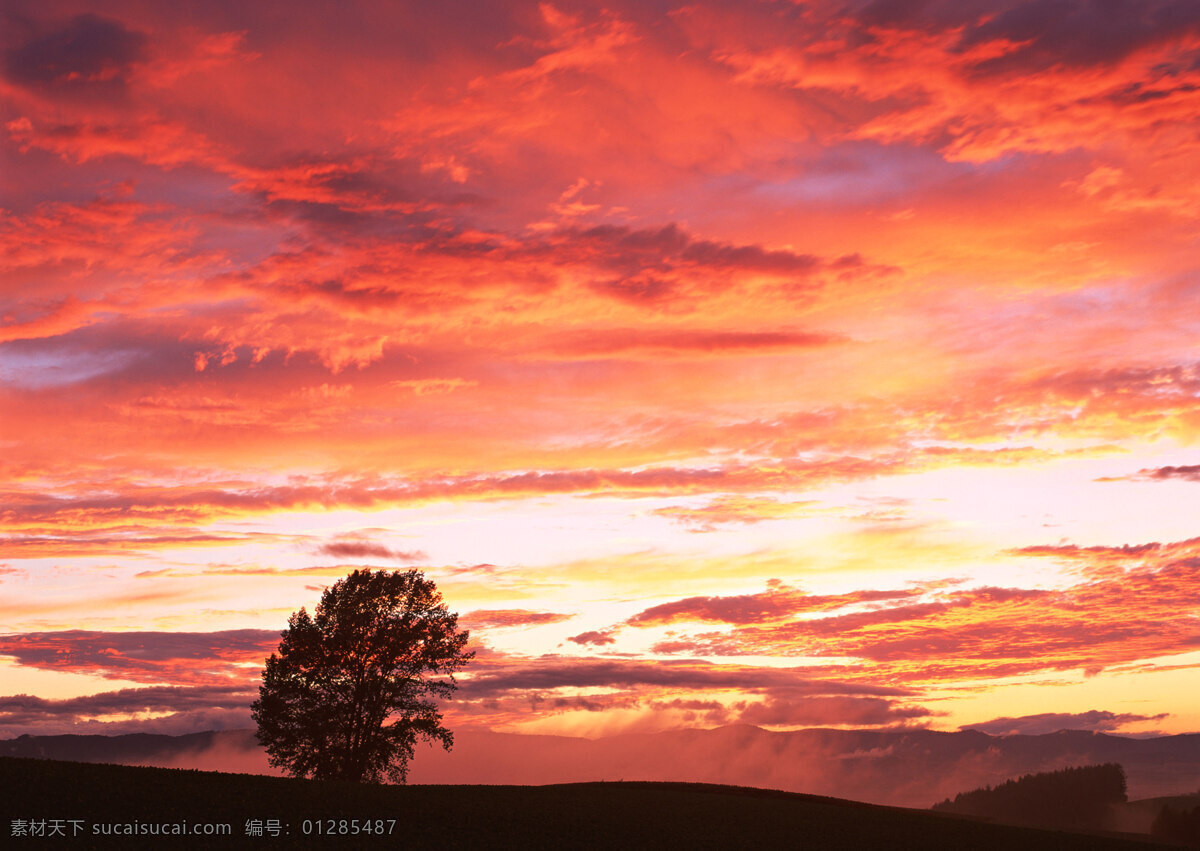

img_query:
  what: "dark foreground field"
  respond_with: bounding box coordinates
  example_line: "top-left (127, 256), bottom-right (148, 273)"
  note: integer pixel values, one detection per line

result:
top-left (0, 756), bottom-right (1175, 849)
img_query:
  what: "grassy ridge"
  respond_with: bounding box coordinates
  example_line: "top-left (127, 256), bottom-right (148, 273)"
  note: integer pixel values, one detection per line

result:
top-left (0, 756), bottom-right (1171, 849)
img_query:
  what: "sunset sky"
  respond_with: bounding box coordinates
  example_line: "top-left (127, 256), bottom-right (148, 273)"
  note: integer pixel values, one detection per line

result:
top-left (3, 0), bottom-right (1200, 747)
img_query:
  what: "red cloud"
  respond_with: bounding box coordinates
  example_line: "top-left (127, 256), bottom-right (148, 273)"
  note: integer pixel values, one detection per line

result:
top-left (460, 610), bottom-right (576, 630)
top-left (632, 538), bottom-right (1200, 684)
top-left (960, 709), bottom-right (1170, 737)
top-left (566, 630), bottom-right (617, 647)
top-left (532, 329), bottom-right (844, 360)
top-left (735, 695), bottom-right (930, 728)
top-left (681, 1), bottom-right (1200, 162)
top-left (1126, 465), bottom-right (1200, 482)
top-left (0, 630), bottom-right (277, 685)
top-left (626, 581), bottom-right (922, 627)
top-left (455, 657), bottom-right (914, 701)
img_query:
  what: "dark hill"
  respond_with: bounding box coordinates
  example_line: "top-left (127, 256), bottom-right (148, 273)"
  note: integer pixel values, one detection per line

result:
top-left (7, 725), bottom-right (1200, 808)
top-left (0, 756), bottom-right (1170, 849)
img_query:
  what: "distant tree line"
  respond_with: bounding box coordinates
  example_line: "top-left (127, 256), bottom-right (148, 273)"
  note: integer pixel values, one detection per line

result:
top-left (931, 763), bottom-right (1126, 831)
top-left (1151, 803), bottom-right (1200, 846)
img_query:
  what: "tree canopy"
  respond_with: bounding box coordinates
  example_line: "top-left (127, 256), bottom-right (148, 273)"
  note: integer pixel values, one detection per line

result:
top-left (251, 568), bottom-right (472, 783)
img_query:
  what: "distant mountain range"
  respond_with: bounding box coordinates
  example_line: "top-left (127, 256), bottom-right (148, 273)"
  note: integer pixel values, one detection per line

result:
top-left (4, 725), bottom-right (1198, 809)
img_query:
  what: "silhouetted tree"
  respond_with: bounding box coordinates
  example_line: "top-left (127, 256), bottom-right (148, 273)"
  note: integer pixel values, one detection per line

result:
top-left (251, 569), bottom-right (472, 783)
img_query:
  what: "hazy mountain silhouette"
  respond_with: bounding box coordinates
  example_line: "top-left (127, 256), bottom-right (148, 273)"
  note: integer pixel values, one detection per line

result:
top-left (4, 725), bottom-right (1199, 809)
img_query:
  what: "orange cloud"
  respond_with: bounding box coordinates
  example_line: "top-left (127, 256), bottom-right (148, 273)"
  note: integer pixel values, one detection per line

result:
top-left (632, 541), bottom-right (1200, 684)
top-left (0, 630), bottom-right (276, 685)
top-left (627, 580), bottom-right (923, 627)
top-left (651, 496), bottom-right (821, 532)
top-left (680, 1), bottom-right (1200, 161)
